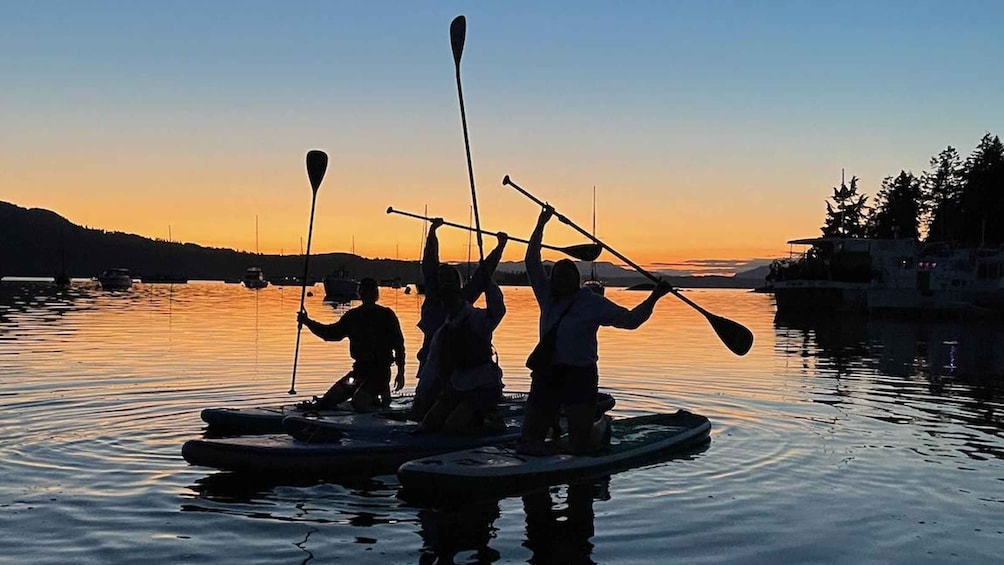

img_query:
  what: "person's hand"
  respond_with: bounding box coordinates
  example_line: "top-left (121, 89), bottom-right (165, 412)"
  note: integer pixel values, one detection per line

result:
top-left (538, 205), bottom-right (554, 225)
top-left (394, 366), bottom-right (405, 392)
top-left (297, 310), bottom-right (309, 325)
top-left (429, 217), bottom-right (445, 231)
top-left (651, 279), bottom-right (673, 299)
top-left (496, 231), bottom-right (509, 247)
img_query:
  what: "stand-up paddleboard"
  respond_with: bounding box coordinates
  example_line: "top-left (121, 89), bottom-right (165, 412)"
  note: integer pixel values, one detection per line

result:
top-left (199, 394), bottom-right (419, 436)
top-left (200, 391), bottom-right (614, 437)
top-left (181, 424), bottom-right (522, 477)
top-left (279, 392), bottom-right (617, 442)
top-left (397, 411), bottom-right (711, 495)
top-left (201, 391), bottom-right (527, 436)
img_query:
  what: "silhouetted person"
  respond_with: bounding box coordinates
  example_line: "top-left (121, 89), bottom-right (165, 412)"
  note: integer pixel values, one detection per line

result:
top-left (414, 221), bottom-right (508, 416)
top-left (519, 205), bottom-right (672, 455)
top-left (416, 264), bottom-right (507, 434)
top-left (296, 277), bottom-right (405, 411)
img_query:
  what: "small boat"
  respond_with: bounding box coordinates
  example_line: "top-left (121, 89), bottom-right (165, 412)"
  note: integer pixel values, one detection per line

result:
top-left (269, 276), bottom-right (313, 287)
top-left (97, 268), bottom-right (133, 290)
top-left (398, 410), bottom-right (711, 497)
top-left (242, 266), bottom-right (269, 289)
top-left (323, 268), bottom-right (358, 302)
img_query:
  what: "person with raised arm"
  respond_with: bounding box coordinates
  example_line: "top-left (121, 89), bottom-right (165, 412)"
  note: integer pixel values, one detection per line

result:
top-left (519, 205), bottom-right (672, 455)
top-left (413, 221), bottom-right (508, 416)
top-left (415, 258), bottom-right (507, 434)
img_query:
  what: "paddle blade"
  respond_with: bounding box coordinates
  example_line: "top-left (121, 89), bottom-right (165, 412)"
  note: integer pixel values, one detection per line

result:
top-left (562, 243), bottom-right (602, 261)
top-left (306, 150), bottom-right (328, 192)
top-left (707, 314), bottom-right (754, 356)
top-left (450, 15), bottom-right (466, 66)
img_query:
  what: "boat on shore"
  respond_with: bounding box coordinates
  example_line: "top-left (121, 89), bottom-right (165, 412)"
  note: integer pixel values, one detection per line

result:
top-left (97, 268), bottom-right (133, 290)
top-left (771, 237), bottom-right (1004, 318)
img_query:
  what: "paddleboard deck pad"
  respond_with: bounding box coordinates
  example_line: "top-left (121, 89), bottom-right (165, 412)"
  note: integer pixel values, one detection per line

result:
top-left (397, 410), bottom-right (710, 495)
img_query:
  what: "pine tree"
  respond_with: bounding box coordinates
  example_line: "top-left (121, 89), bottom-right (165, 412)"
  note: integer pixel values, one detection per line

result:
top-left (868, 171), bottom-right (922, 239)
top-left (921, 146), bottom-right (964, 243)
top-left (821, 176), bottom-right (869, 238)
top-left (959, 133), bottom-right (1004, 246)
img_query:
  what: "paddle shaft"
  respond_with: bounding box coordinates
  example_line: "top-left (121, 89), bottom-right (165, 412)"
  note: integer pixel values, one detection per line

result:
top-left (388, 206), bottom-right (567, 254)
top-left (289, 189), bottom-right (318, 394)
top-left (504, 176), bottom-right (725, 321)
top-left (451, 16), bottom-right (485, 263)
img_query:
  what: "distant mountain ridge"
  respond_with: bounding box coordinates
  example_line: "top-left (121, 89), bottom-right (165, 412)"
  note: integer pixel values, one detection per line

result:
top-left (0, 200), bottom-right (769, 287)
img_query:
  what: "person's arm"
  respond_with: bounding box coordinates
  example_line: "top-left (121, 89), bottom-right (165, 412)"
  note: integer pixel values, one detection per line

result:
top-left (462, 232), bottom-right (508, 303)
top-left (390, 312), bottom-right (406, 391)
top-left (596, 281), bottom-right (673, 329)
top-left (422, 218), bottom-right (443, 298)
top-left (483, 280), bottom-right (506, 331)
top-left (525, 207), bottom-right (553, 305)
top-left (297, 309), bottom-right (350, 341)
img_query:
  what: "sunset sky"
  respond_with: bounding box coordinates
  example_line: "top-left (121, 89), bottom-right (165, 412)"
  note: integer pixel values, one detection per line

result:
top-left (3, 1), bottom-right (1003, 275)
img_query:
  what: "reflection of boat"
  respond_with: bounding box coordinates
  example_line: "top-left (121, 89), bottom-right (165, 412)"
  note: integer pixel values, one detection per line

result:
top-left (773, 237), bottom-right (1004, 317)
top-left (323, 268), bottom-right (358, 302)
top-left (242, 266), bottom-right (268, 289)
top-left (97, 268), bottom-right (133, 290)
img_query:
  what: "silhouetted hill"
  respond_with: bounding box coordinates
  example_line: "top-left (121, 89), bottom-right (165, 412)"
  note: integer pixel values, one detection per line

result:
top-left (1, 201), bottom-right (768, 288)
top-left (0, 201), bottom-right (421, 282)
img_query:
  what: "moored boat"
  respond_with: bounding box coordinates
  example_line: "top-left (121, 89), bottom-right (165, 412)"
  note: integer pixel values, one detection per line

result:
top-left (97, 268), bottom-right (133, 290)
top-left (242, 266), bottom-right (268, 289)
top-left (323, 268), bottom-right (358, 302)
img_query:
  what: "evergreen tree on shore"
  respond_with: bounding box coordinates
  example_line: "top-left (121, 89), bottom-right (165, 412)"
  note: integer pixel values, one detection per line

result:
top-left (868, 171), bottom-right (921, 239)
top-left (821, 176), bottom-right (869, 237)
top-left (922, 146), bottom-right (964, 243)
top-left (957, 133), bottom-right (1004, 246)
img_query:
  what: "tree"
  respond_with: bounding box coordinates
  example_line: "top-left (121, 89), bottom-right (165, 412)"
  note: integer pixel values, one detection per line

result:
top-left (821, 176), bottom-right (869, 238)
top-left (958, 133), bottom-right (1004, 246)
top-left (867, 171), bottom-right (922, 239)
top-left (921, 146), bottom-right (964, 243)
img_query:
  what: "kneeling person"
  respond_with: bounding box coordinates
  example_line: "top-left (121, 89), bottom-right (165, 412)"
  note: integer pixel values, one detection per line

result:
top-left (297, 277), bottom-right (406, 411)
top-left (417, 267), bottom-right (507, 434)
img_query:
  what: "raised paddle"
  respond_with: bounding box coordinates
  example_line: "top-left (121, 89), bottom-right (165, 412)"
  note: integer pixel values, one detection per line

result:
top-left (387, 206), bottom-right (602, 261)
top-left (450, 15), bottom-right (485, 264)
top-left (502, 175), bottom-right (754, 356)
top-left (289, 150), bottom-right (329, 395)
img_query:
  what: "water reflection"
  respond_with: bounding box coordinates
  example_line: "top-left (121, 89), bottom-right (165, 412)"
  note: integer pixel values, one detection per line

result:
top-left (774, 313), bottom-right (1004, 459)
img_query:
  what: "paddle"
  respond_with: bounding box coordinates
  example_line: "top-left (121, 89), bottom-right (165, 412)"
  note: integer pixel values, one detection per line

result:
top-left (450, 15), bottom-right (485, 264)
top-left (387, 206), bottom-right (602, 261)
top-left (502, 175), bottom-right (754, 356)
top-left (289, 150), bottom-right (329, 395)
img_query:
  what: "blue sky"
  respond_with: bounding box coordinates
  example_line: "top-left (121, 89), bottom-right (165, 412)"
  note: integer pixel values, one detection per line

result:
top-left (2, 1), bottom-right (1002, 272)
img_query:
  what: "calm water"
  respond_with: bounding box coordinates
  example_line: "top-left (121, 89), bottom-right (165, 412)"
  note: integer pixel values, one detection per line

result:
top-left (1, 281), bottom-right (1002, 564)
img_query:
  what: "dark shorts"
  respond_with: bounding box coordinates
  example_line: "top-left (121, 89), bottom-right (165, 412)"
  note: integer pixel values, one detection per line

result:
top-left (439, 382), bottom-right (503, 413)
top-left (353, 366), bottom-right (392, 396)
top-left (527, 364), bottom-right (599, 411)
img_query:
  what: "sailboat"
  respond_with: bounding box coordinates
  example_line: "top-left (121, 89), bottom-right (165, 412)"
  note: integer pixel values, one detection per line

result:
top-left (243, 216), bottom-right (269, 289)
top-left (414, 205), bottom-right (428, 295)
top-left (143, 225), bottom-right (188, 284)
top-left (583, 186), bottom-right (606, 296)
